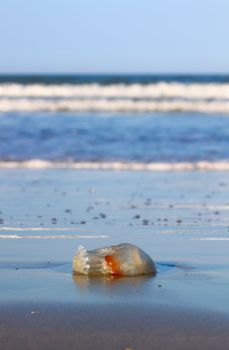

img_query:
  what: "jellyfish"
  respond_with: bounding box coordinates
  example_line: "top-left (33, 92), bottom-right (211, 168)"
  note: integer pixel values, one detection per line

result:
top-left (73, 243), bottom-right (156, 277)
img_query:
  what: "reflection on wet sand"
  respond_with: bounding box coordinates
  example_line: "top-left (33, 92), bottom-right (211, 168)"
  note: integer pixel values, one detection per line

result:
top-left (72, 273), bottom-right (159, 301)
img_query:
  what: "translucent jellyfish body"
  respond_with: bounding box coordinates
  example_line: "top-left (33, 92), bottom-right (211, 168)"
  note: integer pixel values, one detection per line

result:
top-left (73, 243), bottom-right (156, 277)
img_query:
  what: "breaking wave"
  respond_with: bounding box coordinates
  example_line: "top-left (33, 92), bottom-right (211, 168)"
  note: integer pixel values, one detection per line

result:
top-left (1, 83), bottom-right (229, 113)
top-left (1, 159), bottom-right (229, 170)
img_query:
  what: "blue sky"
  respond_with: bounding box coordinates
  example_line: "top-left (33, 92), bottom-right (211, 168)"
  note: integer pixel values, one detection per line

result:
top-left (0, 0), bottom-right (229, 73)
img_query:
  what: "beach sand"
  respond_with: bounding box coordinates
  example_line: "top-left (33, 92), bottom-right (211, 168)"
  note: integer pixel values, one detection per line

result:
top-left (1, 169), bottom-right (229, 349)
top-left (1, 303), bottom-right (229, 350)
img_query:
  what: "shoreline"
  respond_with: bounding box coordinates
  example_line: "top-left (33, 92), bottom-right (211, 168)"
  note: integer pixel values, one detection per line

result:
top-left (1, 169), bottom-right (229, 348)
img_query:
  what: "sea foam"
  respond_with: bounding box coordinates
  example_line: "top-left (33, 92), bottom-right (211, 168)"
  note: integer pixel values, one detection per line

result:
top-left (0, 160), bottom-right (229, 170)
top-left (1, 82), bottom-right (229, 113)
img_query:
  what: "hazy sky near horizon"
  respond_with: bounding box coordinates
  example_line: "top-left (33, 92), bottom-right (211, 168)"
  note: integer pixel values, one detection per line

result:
top-left (0, 0), bottom-right (229, 73)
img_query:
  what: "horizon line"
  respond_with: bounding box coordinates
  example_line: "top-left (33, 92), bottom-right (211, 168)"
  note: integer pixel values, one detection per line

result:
top-left (0, 72), bottom-right (229, 76)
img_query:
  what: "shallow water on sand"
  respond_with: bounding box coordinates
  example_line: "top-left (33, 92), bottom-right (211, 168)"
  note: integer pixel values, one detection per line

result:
top-left (0, 169), bottom-right (229, 314)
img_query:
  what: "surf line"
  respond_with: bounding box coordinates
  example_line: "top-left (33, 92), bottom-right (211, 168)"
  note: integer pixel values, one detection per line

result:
top-left (0, 234), bottom-right (109, 239)
top-left (191, 237), bottom-right (229, 241)
top-left (0, 227), bottom-right (83, 231)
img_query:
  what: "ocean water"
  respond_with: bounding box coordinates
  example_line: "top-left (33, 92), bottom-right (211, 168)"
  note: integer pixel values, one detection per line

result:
top-left (0, 74), bottom-right (229, 169)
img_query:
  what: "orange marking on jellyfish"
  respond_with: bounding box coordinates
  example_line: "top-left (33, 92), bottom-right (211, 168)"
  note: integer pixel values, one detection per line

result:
top-left (104, 255), bottom-right (122, 276)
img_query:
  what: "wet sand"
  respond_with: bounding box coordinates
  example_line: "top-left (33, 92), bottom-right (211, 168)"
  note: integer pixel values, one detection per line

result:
top-left (1, 303), bottom-right (229, 350)
top-left (1, 169), bottom-right (229, 349)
